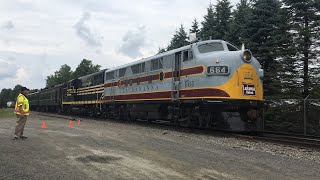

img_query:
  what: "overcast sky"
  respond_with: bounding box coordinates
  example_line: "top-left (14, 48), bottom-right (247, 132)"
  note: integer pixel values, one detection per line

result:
top-left (0, 0), bottom-right (239, 90)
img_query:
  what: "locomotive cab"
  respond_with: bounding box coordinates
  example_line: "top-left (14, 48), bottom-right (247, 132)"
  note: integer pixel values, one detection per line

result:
top-left (191, 40), bottom-right (264, 102)
top-left (184, 40), bottom-right (264, 131)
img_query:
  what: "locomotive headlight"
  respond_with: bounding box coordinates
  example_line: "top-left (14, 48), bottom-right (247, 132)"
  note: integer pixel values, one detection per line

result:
top-left (242, 50), bottom-right (252, 63)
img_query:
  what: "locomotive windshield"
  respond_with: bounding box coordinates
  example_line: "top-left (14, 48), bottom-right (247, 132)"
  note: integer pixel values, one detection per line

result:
top-left (198, 42), bottom-right (224, 53)
top-left (226, 43), bottom-right (239, 51)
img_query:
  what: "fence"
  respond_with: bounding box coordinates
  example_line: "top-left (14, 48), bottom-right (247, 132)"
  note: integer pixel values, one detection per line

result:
top-left (263, 98), bottom-right (320, 137)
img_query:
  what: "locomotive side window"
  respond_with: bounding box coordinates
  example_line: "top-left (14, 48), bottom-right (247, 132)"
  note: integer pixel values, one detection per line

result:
top-left (227, 43), bottom-right (239, 51)
top-left (131, 64), bottom-right (140, 74)
top-left (183, 50), bottom-right (193, 62)
top-left (159, 58), bottom-right (163, 69)
top-left (142, 62), bottom-right (145, 72)
top-left (105, 71), bottom-right (114, 81)
top-left (94, 73), bottom-right (103, 85)
top-left (151, 59), bottom-right (158, 71)
top-left (189, 50), bottom-right (193, 59)
top-left (162, 55), bottom-right (173, 69)
top-left (81, 76), bottom-right (93, 87)
top-left (198, 42), bottom-right (224, 53)
top-left (119, 68), bottom-right (126, 77)
top-left (131, 63), bottom-right (146, 74)
top-left (151, 58), bottom-right (163, 71)
top-left (183, 51), bottom-right (188, 62)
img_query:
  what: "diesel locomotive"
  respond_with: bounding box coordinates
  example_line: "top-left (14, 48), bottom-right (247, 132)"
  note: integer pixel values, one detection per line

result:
top-left (28, 39), bottom-right (264, 132)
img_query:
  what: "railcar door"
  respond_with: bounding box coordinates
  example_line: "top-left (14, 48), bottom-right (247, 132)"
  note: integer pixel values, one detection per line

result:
top-left (172, 52), bottom-right (181, 100)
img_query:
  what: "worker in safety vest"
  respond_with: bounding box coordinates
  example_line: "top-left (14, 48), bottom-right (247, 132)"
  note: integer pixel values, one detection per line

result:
top-left (13, 86), bottom-right (30, 140)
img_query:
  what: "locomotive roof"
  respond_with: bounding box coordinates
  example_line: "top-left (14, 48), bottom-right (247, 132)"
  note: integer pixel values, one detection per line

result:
top-left (106, 39), bottom-right (225, 73)
top-left (78, 68), bottom-right (108, 80)
top-left (28, 91), bottom-right (40, 95)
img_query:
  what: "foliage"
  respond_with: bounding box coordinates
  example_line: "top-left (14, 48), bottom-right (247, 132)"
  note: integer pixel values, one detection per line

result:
top-left (46, 59), bottom-right (102, 87)
top-left (264, 100), bottom-right (304, 134)
top-left (166, 24), bottom-right (189, 51)
top-left (0, 88), bottom-right (12, 105)
top-left (241, 0), bottom-right (284, 97)
top-left (214, 0), bottom-right (232, 40)
top-left (264, 99), bottom-right (320, 136)
top-left (199, 3), bottom-right (217, 40)
top-left (0, 85), bottom-right (22, 107)
top-left (227, 0), bottom-right (251, 47)
top-left (9, 85), bottom-right (22, 101)
top-left (189, 18), bottom-right (200, 35)
top-left (73, 59), bottom-right (101, 79)
top-left (46, 64), bottom-right (73, 87)
top-left (157, 47), bottom-right (166, 54)
top-left (282, 0), bottom-right (320, 98)
top-left (161, 0), bottom-right (319, 99)
top-left (272, 7), bottom-right (300, 98)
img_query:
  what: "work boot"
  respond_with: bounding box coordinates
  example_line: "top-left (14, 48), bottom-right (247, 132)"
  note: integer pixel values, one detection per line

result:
top-left (13, 136), bottom-right (19, 140)
top-left (20, 136), bottom-right (28, 139)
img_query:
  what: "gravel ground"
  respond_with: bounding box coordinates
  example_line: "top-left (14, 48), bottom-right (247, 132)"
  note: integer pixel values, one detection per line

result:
top-left (1, 111), bottom-right (320, 180)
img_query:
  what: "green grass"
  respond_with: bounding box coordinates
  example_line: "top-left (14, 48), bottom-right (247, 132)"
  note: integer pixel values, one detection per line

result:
top-left (0, 108), bottom-right (15, 118)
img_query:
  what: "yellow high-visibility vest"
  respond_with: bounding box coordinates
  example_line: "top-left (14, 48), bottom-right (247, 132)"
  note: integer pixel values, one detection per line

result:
top-left (14, 93), bottom-right (30, 116)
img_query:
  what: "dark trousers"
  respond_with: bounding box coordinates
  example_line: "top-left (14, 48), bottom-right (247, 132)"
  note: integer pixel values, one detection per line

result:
top-left (15, 115), bottom-right (27, 137)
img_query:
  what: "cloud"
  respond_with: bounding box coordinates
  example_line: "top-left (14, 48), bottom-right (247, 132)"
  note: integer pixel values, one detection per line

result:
top-left (1, 20), bottom-right (14, 30)
top-left (0, 59), bottom-right (19, 80)
top-left (74, 12), bottom-right (103, 47)
top-left (118, 25), bottom-right (147, 58)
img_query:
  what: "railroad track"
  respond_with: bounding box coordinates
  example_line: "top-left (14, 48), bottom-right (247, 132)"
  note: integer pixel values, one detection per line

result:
top-left (233, 132), bottom-right (320, 149)
top-left (37, 112), bottom-right (320, 149)
top-left (260, 132), bottom-right (320, 149)
top-left (38, 112), bottom-right (76, 121)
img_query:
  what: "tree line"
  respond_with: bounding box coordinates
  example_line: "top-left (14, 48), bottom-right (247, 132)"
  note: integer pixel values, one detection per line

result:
top-left (46, 59), bottom-right (101, 87)
top-left (0, 59), bottom-right (101, 106)
top-left (0, 85), bottom-right (22, 107)
top-left (161, 0), bottom-right (319, 99)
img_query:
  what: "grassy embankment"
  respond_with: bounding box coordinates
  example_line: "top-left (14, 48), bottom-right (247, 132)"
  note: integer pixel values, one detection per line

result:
top-left (0, 108), bottom-right (14, 118)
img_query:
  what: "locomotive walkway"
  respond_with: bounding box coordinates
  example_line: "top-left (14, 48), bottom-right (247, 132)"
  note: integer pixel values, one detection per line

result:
top-left (1, 110), bottom-right (320, 179)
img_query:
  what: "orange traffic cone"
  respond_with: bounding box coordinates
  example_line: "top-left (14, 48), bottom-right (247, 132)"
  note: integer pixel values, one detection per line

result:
top-left (69, 120), bottom-right (73, 127)
top-left (41, 121), bottom-right (47, 129)
top-left (77, 119), bottom-right (81, 126)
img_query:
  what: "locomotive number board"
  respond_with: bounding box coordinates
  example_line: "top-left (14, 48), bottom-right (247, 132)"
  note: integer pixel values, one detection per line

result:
top-left (207, 66), bottom-right (230, 75)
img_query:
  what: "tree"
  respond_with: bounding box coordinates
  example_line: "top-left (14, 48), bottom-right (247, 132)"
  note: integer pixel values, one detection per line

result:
top-left (242, 0), bottom-right (284, 97)
top-left (157, 47), bottom-right (166, 54)
top-left (167, 24), bottom-right (189, 51)
top-left (189, 18), bottom-right (200, 35)
top-left (46, 59), bottom-right (102, 87)
top-left (282, 0), bottom-right (320, 98)
top-left (272, 7), bottom-right (300, 98)
top-left (215, 0), bottom-right (233, 40)
top-left (46, 64), bottom-right (73, 87)
top-left (0, 88), bottom-right (12, 105)
top-left (73, 59), bottom-right (101, 79)
top-left (199, 3), bottom-right (218, 40)
top-left (9, 85), bottom-right (22, 101)
top-left (227, 0), bottom-right (251, 47)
